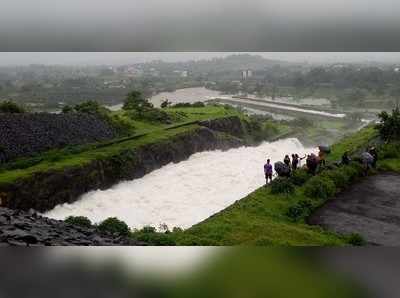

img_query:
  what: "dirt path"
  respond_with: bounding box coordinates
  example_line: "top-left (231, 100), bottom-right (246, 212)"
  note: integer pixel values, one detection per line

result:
top-left (309, 173), bottom-right (400, 246)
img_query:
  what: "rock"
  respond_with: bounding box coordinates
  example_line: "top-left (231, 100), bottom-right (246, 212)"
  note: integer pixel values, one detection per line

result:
top-left (0, 207), bottom-right (143, 246)
top-left (0, 113), bottom-right (117, 162)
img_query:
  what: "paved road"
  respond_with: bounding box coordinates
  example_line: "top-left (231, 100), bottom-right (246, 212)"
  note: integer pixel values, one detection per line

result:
top-left (309, 173), bottom-right (400, 246)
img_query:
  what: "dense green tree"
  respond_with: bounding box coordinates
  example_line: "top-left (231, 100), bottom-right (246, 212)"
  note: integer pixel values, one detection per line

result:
top-left (73, 100), bottom-right (107, 115)
top-left (61, 105), bottom-right (74, 114)
top-left (376, 107), bottom-right (400, 141)
top-left (122, 91), bottom-right (153, 112)
top-left (0, 100), bottom-right (25, 113)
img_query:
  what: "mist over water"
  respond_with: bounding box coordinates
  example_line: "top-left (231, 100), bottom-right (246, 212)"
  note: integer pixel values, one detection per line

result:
top-left (45, 138), bottom-right (315, 230)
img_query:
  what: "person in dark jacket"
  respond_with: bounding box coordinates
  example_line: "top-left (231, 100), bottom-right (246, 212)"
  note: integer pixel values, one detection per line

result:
top-left (306, 153), bottom-right (318, 175)
top-left (291, 154), bottom-right (299, 170)
top-left (341, 151), bottom-right (351, 165)
top-left (368, 146), bottom-right (378, 168)
top-left (284, 155), bottom-right (291, 167)
top-left (284, 155), bottom-right (291, 175)
top-left (0, 147), bottom-right (6, 164)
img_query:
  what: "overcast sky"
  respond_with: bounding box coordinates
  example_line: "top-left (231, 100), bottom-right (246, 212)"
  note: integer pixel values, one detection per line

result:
top-left (1, 52), bottom-right (400, 66)
top-left (1, 0), bottom-right (400, 51)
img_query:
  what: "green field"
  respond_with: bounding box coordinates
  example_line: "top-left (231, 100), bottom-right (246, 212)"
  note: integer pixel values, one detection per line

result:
top-left (328, 125), bottom-right (378, 161)
top-left (175, 186), bottom-right (345, 245)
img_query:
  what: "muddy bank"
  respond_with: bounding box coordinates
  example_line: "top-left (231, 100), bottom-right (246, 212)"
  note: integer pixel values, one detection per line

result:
top-left (309, 173), bottom-right (400, 246)
top-left (0, 117), bottom-right (246, 212)
top-left (0, 207), bottom-right (142, 246)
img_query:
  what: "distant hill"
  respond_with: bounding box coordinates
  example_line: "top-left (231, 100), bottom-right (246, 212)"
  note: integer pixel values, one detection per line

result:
top-left (137, 54), bottom-right (295, 74)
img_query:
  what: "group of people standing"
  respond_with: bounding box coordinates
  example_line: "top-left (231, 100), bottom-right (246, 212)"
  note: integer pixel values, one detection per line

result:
top-left (264, 145), bottom-right (379, 185)
top-left (263, 146), bottom-right (330, 185)
top-left (263, 153), bottom-right (307, 184)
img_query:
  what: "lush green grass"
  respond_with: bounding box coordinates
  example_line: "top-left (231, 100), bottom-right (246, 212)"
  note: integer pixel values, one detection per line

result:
top-left (174, 186), bottom-right (345, 246)
top-left (167, 105), bottom-right (242, 122)
top-left (0, 124), bottom-right (200, 185)
top-left (110, 105), bottom-right (242, 135)
top-left (377, 142), bottom-right (400, 172)
top-left (328, 125), bottom-right (378, 161)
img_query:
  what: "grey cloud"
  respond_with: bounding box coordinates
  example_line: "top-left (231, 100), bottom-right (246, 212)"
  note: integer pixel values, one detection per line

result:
top-left (1, 0), bottom-right (400, 51)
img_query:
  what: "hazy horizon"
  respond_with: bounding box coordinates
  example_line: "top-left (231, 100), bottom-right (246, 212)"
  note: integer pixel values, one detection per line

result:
top-left (1, 52), bottom-right (400, 66)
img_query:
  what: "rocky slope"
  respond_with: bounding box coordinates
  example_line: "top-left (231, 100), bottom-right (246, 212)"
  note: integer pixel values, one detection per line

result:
top-left (0, 207), bottom-right (142, 246)
top-left (0, 113), bottom-right (117, 162)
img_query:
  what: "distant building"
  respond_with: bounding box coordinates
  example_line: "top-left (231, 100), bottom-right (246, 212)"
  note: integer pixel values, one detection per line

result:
top-left (173, 70), bottom-right (189, 77)
top-left (242, 69), bottom-right (253, 80)
top-left (124, 66), bottom-right (143, 76)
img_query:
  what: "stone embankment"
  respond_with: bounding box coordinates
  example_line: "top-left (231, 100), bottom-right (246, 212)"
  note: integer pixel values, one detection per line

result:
top-left (0, 113), bottom-right (117, 162)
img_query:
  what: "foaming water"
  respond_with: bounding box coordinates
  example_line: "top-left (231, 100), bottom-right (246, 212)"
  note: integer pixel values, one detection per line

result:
top-left (45, 138), bottom-right (315, 230)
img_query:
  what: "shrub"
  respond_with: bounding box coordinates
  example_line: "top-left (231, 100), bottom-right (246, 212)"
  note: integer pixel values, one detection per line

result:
top-left (376, 107), bottom-right (400, 141)
top-left (346, 233), bottom-right (366, 246)
top-left (109, 114), bottom-right (135, 135)
top-left (342, 163), bottom-right (363, 181)
top-left (123, 91), bottom-right (153, 111)
top-left (98, 217), bottom-right (130, 236)
top-left (65, 216), bottom-right (92, 228)
top-left (132, 232), bottom-right (176, 246)
top-left (0, 100), bottom-right (25, 113)
top-left (286, 200), bottom-right (313, 221)
top-left (290, 169), bottom-right (312, 186)
top-left (1, 156), bottom-right (43, 171)
top-left (270, 178), bottom-right (295, 195)
top-left (74, 100), bottom-right (108, 115)
top-left (141, 226), bottom-right (157, 233)
top-left (126, 105), bottom-right (172, 124)
top-left (62, 105), bottom-right (74, 114)
top-left (380, 143), bottom-right (400, 159)
top-left (131, 226), bottom-right (176, 245)
top-left (140, 108), bottom-right (172, 123)
top-left (170, 101), bottom-right (205, 108)
top-left (192, 101), bottom-right (205, 107)
top-left (303, 176), bottom-right (336, 200)
top-left (320, 168), bottom-right (349, 189)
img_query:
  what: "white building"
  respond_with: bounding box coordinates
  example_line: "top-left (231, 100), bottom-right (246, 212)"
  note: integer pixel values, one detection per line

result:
top-left (242, 69), bottom-right (253, 80)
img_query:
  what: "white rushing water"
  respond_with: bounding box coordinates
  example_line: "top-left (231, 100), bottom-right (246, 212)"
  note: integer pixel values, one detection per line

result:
top-left (45, 138), bottom-right (315, 230)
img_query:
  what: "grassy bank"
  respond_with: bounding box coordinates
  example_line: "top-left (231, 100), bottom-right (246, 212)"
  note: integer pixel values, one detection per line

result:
top-left (168, 125), bottom-right (383, 246)
top-left (56, 124), bottom-right (379, 246)
top-left (0, 105), bottom-right (288, 185)
top-left (123, 125), bottom-right (379, 246)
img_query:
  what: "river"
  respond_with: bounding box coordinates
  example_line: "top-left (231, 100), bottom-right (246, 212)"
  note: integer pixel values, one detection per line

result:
top-left (107, 87), bottom-right (334, 119)
top-left (44, 138), bottom-right (315, 230)
top-left (107, 87), bottom-right (223, 110)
